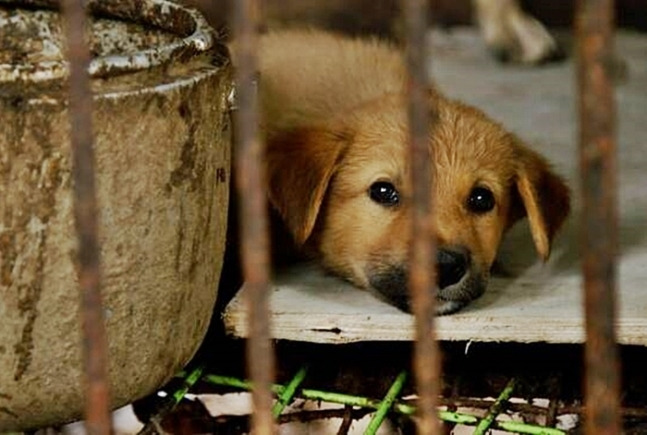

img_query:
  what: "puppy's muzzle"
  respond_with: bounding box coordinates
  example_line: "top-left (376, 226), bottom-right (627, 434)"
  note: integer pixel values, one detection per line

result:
top-left (367, 247), bottom-right (484, 315)
top-left (437, 247), bottom-right (469, 289)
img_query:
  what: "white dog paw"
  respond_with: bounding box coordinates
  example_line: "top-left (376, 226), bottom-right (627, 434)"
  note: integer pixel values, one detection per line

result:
top-left (508, 11), bottom-right (562, 64)
top-left (475, 0), bottom-right (563, 64)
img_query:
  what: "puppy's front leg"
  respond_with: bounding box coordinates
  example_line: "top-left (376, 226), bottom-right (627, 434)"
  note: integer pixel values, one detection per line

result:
top-left (473, 0), bottom-right (562, 64)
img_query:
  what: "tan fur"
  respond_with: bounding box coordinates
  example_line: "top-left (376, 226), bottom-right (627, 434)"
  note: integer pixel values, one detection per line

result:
top-left (253, 29), bottom-right (570, 314)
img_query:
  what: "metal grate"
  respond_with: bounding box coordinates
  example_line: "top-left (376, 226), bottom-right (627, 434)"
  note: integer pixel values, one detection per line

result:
top-left (56, 0), bottom-right (622, 433)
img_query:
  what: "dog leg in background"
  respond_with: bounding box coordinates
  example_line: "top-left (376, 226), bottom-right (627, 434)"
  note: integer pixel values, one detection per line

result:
top-left (473, 0), bottom-right (561, 64)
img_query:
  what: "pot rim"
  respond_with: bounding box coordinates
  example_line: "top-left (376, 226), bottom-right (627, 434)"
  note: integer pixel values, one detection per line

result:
top-left (0, 0), bottom-right (215, 83)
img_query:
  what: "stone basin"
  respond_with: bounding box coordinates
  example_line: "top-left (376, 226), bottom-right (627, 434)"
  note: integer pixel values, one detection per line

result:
top-left (0, 0), bottom-right (231, 430)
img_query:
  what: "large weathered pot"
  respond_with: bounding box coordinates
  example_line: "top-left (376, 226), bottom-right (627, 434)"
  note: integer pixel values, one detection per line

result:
top-left (0, 0), bottom-right (231, 430)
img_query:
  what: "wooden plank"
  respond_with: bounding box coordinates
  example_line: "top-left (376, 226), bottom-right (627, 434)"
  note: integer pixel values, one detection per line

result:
top-left (223, 231), bottom-right (647, 344)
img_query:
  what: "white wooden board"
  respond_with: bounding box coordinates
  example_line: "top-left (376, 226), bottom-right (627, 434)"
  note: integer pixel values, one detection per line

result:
top-left (223, 236), bottom-right (647, 345)
top-left (223, 30), bottom-right (647, 345)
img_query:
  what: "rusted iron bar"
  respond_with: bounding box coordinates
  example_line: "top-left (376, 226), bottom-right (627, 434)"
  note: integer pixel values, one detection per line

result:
top-left (60, 1), bottom-right (111, 434)
top-left (402, 0), bottom-right (441, 434)
top-left (576, 0), bottom-right (621, 434)
top-left (232, 0), bottom-right (276, 434)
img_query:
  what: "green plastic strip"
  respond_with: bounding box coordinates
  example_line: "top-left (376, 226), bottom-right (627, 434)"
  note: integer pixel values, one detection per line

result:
top-left (496, 420), bottom-right (566, 435)
top-left (363, 371), bottom-right (408, 435)
top-left (272, 367), bottom-right (308, 418)
top-left (205, 374), bottom-right (251, 390)
top-left (202, 374), bottom-right (566, 435)
top-left (473, 378), bottom-right (516, 435)
top-left (437, 410), bottom-right (479, 425)
top-left (172, 366), bottom-right (204, 404)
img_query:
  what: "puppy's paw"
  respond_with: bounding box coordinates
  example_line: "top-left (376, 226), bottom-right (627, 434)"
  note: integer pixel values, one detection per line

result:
top-left (506, 11), bottom-right (563, 64)
top-left (476, 0), bottom-right (563, 64)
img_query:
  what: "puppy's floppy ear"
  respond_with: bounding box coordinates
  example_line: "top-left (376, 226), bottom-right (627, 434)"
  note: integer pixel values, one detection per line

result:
top-left (265, 126), bottom-right (349, 246)
top-left (509, 143), bottom-right (571, 260)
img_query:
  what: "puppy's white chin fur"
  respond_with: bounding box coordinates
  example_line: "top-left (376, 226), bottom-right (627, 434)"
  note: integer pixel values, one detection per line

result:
top-left (436, 270), bottom-right (488, 312)
top-left (435, 300), bottom-right (468, 316)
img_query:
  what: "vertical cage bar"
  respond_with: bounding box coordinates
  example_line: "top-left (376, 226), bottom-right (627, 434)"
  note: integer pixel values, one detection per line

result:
top-left (232, 1), bottom-right (276, 434)
top-left (402, 0), bottom-right (441, 434)
top-left (60, 1), bottom-right (111, 434)
top-left (576, 0), bottom-right (621, 434)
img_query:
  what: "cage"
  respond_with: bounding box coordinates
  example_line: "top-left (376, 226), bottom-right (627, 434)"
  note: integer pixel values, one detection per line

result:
top-left (1, 0), bottom-right (643, 433)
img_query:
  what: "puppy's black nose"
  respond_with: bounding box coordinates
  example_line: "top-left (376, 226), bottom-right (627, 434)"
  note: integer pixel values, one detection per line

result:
top-left (437, 248), bottom-right (469, 289)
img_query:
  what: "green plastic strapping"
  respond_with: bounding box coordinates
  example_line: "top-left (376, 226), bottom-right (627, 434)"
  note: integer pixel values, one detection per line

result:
top-left (473, 378), bottom-right (516, 435)
top-left (272, 367), bottom-right (308, 417)
top-left (205, 374), bottom-right (251, 390)
top-left (437, 410), bottom-right (479, 425)
top-left (202, 373), bottom-right (566, 435)
top-left (364, 371), bottom-right (408, 435)
top-left (172, 366), bottom-right (204, 404)
top-left (203, 374), bottom-right (387, 408)
top-left (495, 420), bottom-right (566, 435)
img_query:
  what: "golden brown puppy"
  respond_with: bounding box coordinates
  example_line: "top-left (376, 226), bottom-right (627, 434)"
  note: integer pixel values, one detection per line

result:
top-left (255, 30), bottom-right (570, 314)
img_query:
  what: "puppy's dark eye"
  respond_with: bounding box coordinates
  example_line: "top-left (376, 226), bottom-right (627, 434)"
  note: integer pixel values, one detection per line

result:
top-left (369, 181), bottom-right (400, 206)
top-left (467, 186), bottom-right (495, 214)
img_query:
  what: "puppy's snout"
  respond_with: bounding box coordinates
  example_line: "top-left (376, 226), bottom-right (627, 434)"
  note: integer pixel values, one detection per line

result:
top-left (437, 248), bottom-right (469, 289)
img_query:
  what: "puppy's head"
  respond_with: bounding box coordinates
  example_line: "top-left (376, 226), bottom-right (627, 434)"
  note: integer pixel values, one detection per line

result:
top-left (266, 94), bottom-right (570, 314)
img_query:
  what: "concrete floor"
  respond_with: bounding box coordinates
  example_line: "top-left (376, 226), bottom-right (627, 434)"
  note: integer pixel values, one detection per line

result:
top-left (225, 29), bottom-right (647, 345)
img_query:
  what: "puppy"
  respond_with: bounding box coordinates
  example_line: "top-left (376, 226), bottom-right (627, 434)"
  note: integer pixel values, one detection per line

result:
top-left (248, 29), bottom-right (570, 314)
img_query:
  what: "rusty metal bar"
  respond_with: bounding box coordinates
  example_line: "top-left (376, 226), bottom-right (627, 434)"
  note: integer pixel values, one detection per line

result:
top-left (232, 0), bottom-right (276, 434)
top-left (576, 0), bottom-right (621, 434)
top-left (402, 0), bottom-right (441, 434)
top-left (60, 1), bottom-right (112, 434)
